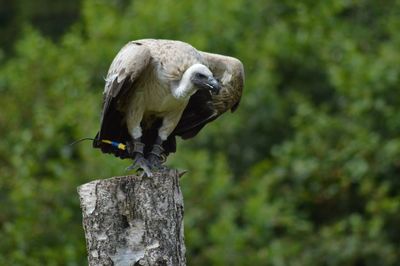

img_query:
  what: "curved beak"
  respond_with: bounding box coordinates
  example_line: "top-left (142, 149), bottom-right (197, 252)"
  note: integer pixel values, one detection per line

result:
top-left (206, 77), bottom-right (221, 95)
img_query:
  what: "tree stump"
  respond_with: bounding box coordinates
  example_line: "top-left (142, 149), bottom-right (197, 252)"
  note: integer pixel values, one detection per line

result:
top-left (77, 168), bottom-right (186, 266)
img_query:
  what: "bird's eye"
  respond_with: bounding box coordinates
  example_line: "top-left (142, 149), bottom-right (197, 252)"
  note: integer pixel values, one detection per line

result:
top-left (196, 73), bottom-right (206, 79)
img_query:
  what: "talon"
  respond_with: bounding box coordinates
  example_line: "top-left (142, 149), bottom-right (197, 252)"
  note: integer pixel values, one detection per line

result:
top-left (139, 169), bottom-right (152, 178)
top-left (126, 153), bottom-right (153, 177)
top-left (148, 154), bottom-right (162, 168)
top-left (126, 164), bottom-right (138, 172)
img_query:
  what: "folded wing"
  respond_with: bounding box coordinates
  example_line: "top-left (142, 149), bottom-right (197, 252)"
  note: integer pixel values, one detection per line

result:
top-left (173, 52), bottom-right (245, 139)
top-left (94, 42), bottom-right (151, 158)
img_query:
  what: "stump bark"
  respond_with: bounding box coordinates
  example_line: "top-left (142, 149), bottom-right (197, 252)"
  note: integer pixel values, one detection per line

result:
top-left (77, 168), bottom-right (186, 266)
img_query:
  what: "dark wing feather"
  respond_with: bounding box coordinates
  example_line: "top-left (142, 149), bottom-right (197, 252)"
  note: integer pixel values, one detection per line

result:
top-left (93, 42), bottom-right (151, 158)
top-left (173, 52), bottom-right (244, 139)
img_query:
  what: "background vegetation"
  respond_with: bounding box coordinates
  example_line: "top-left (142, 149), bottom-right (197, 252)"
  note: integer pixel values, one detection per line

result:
top-left (1, 0), bottom-right (400, 265)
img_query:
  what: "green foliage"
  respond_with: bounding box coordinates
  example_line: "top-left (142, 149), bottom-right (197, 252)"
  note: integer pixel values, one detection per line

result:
top-left (1, 0), bottom-right (400, 265)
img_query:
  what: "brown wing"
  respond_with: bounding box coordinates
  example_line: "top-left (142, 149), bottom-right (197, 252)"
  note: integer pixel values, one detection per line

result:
top-left (94, 41), bottom-right (151, 158)
top-left (173, 52), bottom-right (245, 139)
top-left (100, 41), bottom-right (151, 134)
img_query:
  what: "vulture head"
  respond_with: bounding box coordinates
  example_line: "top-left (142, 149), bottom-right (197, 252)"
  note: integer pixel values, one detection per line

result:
top-left (189, 64), bottom-right (221, 95)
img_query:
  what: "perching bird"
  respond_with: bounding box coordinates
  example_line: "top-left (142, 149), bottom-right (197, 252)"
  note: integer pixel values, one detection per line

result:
top-left (93, 39), bottom-right (244, 175)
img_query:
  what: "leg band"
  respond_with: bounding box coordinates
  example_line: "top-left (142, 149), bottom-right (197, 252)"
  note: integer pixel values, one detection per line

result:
top-left (150, 144), bottom-right (166, 163)
top-left (126, 140), bottom-right (145, 157)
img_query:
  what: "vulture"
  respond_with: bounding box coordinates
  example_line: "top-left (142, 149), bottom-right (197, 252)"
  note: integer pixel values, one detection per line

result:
top-left (93, 39), bottom-right (244, 175)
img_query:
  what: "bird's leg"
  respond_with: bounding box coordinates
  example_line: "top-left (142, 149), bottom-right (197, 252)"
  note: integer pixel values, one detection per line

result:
top-left (125, 106), bottom-right (153, 176)
top-left (147, 109), bottom-right (184, 168)
top-left (147, 136), bottom-right (167, 169)
top-left (126, 138), bottom-right (153, 177)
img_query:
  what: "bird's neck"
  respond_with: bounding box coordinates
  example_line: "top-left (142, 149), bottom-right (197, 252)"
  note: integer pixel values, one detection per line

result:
top-left (172, 68), bottom-right (197, 100)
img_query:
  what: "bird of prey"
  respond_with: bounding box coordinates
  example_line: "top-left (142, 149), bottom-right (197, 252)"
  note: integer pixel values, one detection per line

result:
top-left (93, 39), bottom-right (244, 175)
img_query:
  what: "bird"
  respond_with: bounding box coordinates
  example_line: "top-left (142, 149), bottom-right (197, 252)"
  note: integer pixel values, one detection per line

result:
top-left (93, 39), bottom-right (244, 176)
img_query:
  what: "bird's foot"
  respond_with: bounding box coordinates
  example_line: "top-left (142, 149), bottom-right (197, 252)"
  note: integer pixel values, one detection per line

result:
top-left (148, 144), bottom-right (166, 170)
top-left (126, 153), bottom-right (153, 177)
top-left (125, 140), bottom-right (152, 177)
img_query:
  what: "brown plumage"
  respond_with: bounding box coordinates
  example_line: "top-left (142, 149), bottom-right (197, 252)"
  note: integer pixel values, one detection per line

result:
top-left (93, 39), bottom-right (244, 166)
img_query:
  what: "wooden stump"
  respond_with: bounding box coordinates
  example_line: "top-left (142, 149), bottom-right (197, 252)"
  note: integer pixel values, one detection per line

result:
top-left (77, 168), bottom-right (186, 266)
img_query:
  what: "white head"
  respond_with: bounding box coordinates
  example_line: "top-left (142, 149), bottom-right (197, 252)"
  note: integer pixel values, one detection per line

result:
top-left (174, 63), bottom-right (221, 99)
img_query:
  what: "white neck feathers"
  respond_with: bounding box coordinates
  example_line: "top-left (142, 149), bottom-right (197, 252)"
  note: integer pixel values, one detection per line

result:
top-left (172, 71), bottom-right (196, 99)
top-left (172, 63), bottom-right (207, 100)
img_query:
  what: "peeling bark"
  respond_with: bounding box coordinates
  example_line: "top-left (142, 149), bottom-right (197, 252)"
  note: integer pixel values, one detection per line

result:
top-left (77, 168), bottom-right (186, 266)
